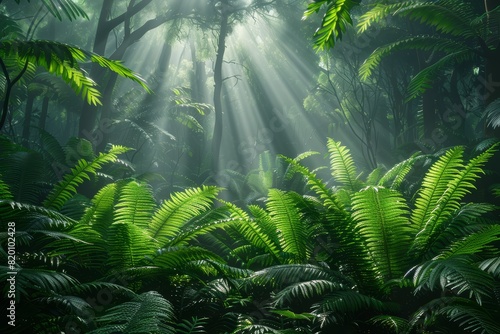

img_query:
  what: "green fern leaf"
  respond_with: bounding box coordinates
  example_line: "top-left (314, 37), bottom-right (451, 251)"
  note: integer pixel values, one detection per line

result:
top-left (352, 186), bottom-right (413, 280)
top-left (414, 145), bottom-right (497, 258)
top-left (149, 186), bottom-right (219, 247)
top-left (410, 146), bottom-right (464, 231)
top-left (378, 152), bottom-right (421, 189)
top-left (360, 36), bottom-right (467, 81)
top-left (0, 176), bottom-right (13, 199)
top-left (303, 0), bottom-right (361, 50)
top-left (43, 145), bottom-right (129, 210)
top-left (114, 180), bottom-right (156, 230)
top-left (437, 225), bottom-right (500, 259)
top-left (410, 256), bottom-right (495, 305)
top-left (266, 189), bottom-right (309, 261)
top-left (327, 138), bottom-right (359, 191)
top-left (89, 291), bottom-right (175, 334)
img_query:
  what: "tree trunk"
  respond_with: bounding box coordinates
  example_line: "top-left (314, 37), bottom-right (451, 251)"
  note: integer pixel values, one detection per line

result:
top-left (38, 96), bottom-right (49, 131)
top-left (212, 3), bottom-right (229, 173)
top-left (78, 0), bottom-right (114, 139)
top-left (22, 93), bottom-right (35, 145)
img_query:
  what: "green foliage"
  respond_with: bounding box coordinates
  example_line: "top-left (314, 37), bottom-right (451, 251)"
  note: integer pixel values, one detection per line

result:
top-left (43, 145), bottom-right (130, 210)
top-left (303, 0), bottom-right (361, 50)
top-left (88, 291), bottom-right (175, 334)
top-left (12, 0), bottom-right (89, 21)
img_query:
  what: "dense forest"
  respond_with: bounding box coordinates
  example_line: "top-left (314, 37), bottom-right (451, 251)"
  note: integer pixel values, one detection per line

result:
top-left (1, 0), bottom-right (500, 333)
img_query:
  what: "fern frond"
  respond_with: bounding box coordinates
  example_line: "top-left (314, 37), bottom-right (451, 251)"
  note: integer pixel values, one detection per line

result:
top-left (0, 176), bottom-right (13, 199)
top-left (394, 1), bottom-right (476, 38)
top-left (273, 279), bottom-right (344, 307)
top-left (370, 315), bottom-right (410, 333)
top-left (327, 138), bottom-right (359, 191)
top-left (114, 180), bottom-right (155, 230)
top-left (106, 222), bottom-right (153, 269)
top-left (303, 0), bottom-right (361, 50)
top-left (88, 291), bottom-right (175, 334)
top-left (479, 257), bottom-right (500, 277)
top-left (405, 48), bottom-right (473, 101)
top-left (153, 246), bottom-right (224, 271)
top-left (414, 145), bottom-right (497, 258)
top-left (149, 186), bottom-right (220, 247)
top-left (409, 256), bottom-right (495, 305)
top-left (351, 186), bottom-right (413, 281)
top-left (266, 189), bottom-right (308, 261)
top-left (357, 2), bottom-right (414, 33)
top-left (410, 146), bottom-right (464, 231)
top-left (43, 145), bottom-right (129, 210)
top-left (313, 291), bottom-right (388, 321)
top-left (378, 152), bottom-right (421, 189)
top-left (409, 297), bottom-right (499, 334)
top-left (0, 267), bottom-right (79, 299)
top-left (360, 36), bottom-right (467, 81)
top-left (176, 317), bottom-right (208, 334)
top-left (436, 225), bottom-right (500, 259)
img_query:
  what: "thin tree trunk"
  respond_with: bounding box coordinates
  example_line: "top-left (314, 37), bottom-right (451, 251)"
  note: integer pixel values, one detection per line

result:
top-left (38, 96), bottom-right (49, 131)
top-left (212, 3), bottom-right (229, 173)
top-left (22, 93), bottom-right (36, 145)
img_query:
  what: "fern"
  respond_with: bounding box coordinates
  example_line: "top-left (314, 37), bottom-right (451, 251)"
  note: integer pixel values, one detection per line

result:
top-left (88, 291), bottom-right (175, 334)
top-left (377, 152), bottom-right (421, 189)
top-left (114, 180), bottom-right (156, 230)
top-left (0, 176), bottom-right (12, 199)
top-left (302, 0), bottom-right (361, 50)
top-left (273, 279), bottom-right (344, 307)
top-left (352, 186), bottom-right (413, 281)
top-left (409, 256), bottom-right (495, 305)
top-left (405, 48), bottom-right (473, 101)
top-left (176, 317), bottom-right (208, 334)
top-left (14, 0), bottom-right (89, 21)
top-left (149, 186), bottom-right (220, 247)
top-left (413, 145), bottom-right (497, 258)
top-left (106, 222), bottom-right (153, 269)
top-left (436, 225), bottom-right (500, 259)
top-left (327, 138), bottom-right (359, 191)
top-left (410, 146), bottom-right (465, 231)
top-left (43, 145), bottom-right (129, 210)
top-left (266, 189), bottom-right (308, 261)
top-left (360, 36), bottom-right (468, 81)
top-left (409, 297), bottom-right (500, 334)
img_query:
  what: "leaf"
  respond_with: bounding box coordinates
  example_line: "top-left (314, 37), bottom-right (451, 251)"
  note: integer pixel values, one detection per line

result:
top-left (266, 189), bottom-right (308, 261)
top-left (149, 186), bottom-right (220, 247)
top-left (303, 0), bottom-right (361, 50)
top-left (88, 291), bottom-right (175, 334)
top-left (327, 138), bottom-right (359, 191)
top-left (43, 145), bottom-right (129, 210)
top-left (351, 186), bottom-right (413, 280)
